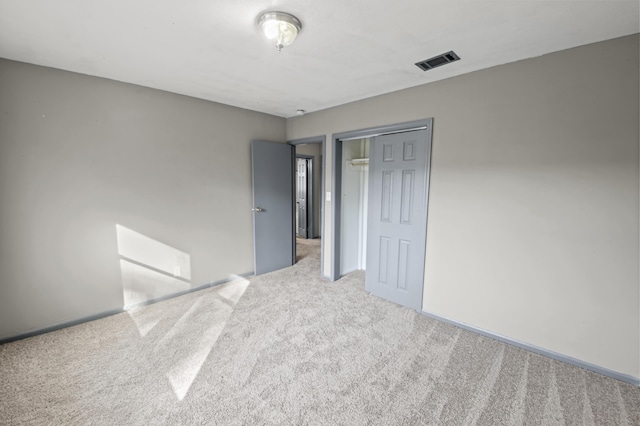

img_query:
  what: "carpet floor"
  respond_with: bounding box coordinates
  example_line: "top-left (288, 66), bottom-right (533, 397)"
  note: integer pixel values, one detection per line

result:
top-left (1, 240), bottom-right (638, 425)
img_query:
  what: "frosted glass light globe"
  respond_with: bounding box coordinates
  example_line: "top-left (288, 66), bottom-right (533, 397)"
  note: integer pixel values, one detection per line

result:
top-left (257, 12), bottom-right (302, 52)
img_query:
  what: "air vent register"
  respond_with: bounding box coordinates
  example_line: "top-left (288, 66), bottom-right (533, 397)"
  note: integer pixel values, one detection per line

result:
top-left (415, 51), bottom-right (460, 71)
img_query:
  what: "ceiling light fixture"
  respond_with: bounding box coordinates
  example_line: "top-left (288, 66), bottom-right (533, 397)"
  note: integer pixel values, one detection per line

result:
top-left (257, 11), bottom-right (302, 52)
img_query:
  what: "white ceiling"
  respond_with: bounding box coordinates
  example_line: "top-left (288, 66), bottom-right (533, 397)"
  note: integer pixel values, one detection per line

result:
top-left (0, 1), bottom-right (638, 118)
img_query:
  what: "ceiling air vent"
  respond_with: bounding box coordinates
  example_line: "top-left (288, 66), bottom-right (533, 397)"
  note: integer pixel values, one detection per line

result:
top-left (415, 51), bottom-right (460, 71)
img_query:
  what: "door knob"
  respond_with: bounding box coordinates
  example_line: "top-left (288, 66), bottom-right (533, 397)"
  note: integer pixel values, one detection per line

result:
top-left (252, 207), bottom-right (265, 212)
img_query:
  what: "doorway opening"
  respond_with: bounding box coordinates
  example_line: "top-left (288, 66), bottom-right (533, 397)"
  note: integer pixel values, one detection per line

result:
top-left (295, 155), bottom-right (314, 239)
top-left (330, 119), bottom-right (433, 288)
top-left (289, 136), bottom-right (326, 274)
top-left (340, 138), bottom-right (370, 275)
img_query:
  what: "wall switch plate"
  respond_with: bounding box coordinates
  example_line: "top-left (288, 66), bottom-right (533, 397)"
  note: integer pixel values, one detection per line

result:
top-left (326, 192), bottom-right (331, 202)
top-left (173, 266), bottom-right (181, 277)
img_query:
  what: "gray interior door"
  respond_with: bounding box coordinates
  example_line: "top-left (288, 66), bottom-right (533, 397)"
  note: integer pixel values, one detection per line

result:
top-left (251, 140), bottom-right (295, 275)
top-left (365, 129), bottom-right (431, 310)
top-left (296, 158), bottom-right (308, 238)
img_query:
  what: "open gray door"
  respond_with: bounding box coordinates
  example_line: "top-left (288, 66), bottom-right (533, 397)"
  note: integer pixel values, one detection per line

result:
top-left (365, 129), bottom-right (431, 310)
top-left (251, 140), bottom-right (295, 275)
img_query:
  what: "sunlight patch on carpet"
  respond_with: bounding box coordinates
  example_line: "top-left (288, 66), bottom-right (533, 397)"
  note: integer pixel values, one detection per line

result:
top-left (165, 276), bottom-right (251, 401)
top-left (167, 319), bottom-right (227, 400)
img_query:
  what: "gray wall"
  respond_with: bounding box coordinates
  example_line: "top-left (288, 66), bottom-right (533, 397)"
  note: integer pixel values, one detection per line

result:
top-left (0, 59), bottom-right (286, 339)
top-left (287, 34), bottom-right (640, 379)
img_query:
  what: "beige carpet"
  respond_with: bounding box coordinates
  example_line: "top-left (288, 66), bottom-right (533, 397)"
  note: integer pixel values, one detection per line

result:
top-left (1, 240), bottom-right (638, 425)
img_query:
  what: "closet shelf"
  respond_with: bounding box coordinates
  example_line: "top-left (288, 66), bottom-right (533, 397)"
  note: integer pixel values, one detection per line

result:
top-left (350, 158), bottom-right (369, 165)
